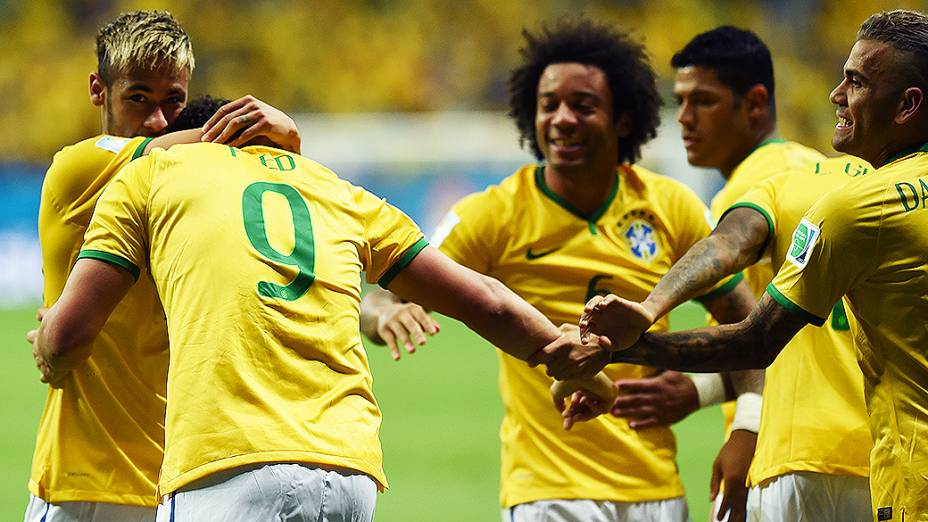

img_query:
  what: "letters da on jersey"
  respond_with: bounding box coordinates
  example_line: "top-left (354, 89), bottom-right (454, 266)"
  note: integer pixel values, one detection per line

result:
top-left (896, 178), bottom-right (928, 212)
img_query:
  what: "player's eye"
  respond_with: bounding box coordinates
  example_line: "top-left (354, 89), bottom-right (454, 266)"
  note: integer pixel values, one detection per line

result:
top-left (129, 94), bottom-right (148, 103)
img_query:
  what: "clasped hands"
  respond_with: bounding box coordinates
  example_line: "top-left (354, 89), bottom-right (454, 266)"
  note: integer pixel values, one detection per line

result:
top-left (532, 294), bottom-right (657, 428)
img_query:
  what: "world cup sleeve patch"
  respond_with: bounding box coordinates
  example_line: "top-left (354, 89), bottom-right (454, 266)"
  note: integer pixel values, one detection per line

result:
top-left (94, 135), bottom-right (131, 154)
top-left (786, 218), bottom-right (820, 270)
top-left (877, 506), bottom-right (892, 520)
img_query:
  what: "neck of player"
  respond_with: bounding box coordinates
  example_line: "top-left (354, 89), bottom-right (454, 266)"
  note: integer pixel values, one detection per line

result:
top-left (545, 163), bottom-right (617, 217)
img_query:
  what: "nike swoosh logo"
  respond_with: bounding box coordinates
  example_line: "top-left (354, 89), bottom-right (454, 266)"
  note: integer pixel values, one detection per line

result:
top-left (526, 246), bottom-right (562, 260)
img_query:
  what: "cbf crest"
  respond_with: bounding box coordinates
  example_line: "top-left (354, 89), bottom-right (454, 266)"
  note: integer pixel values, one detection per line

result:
top-left (619, 210), bottom-right (660, 262)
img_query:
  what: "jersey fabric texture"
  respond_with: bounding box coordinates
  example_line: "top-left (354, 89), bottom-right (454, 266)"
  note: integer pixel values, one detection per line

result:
top-left (769, 145), bottom-right (928, 520)
top-left (80, 143), bottom-right (426, 495)
top-left (32, 135), bottom-right (167, 506)
top-left (432, 163), bottom-right (740, 508)
top-left (728, 156), bottom-right (873, 486)
top-left (710, 139), bottom-right (826, 430)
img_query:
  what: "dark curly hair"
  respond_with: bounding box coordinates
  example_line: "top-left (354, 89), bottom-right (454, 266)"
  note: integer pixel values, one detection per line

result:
top-left (168, 95), bottom-right (230, 132)
top-left (507, 18), bottom-right (661, 165)
top-left (671, 26), bottom-right (775, 116)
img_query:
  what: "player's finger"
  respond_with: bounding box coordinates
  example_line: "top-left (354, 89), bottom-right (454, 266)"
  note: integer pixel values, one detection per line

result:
top-left (385, 321), bottom-right (416, 354)
top-left (201, 98), bottom-right (250, 139)
top-left (615, 378), bottom-right (663, 393)
top-left (410, 307), bottom-right (440, 335)
top-left (378, 328), bottom-right (401, 361)
top-left (35, 307), bottom-right (48, 321)
top-left (398, 314), bottom-right (429, 347)
top-left (593, 293), bottom-right (619, 310)
top-left (211, 108), bottom-right (256, 145)
top-left (583, 295), bottom-right (604, 314)
top-left (717, 490), bottom-right (734, 522)
top-left (227, 117), bottom-right (266, 148)
top-left (25, 329), bottom-right (37, 344)
top-left (627, 417), bottom-right (662, 430)
top-left (611, 392), bottom-right (658, 409)
top-left (709, 457), bottom-right (722, 501)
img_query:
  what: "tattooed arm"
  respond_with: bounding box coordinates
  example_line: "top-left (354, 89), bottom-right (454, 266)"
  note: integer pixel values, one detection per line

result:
top-left (643, 207), bottom-right (770, 321)
top-left (610, 293), bottom-right (806, 371)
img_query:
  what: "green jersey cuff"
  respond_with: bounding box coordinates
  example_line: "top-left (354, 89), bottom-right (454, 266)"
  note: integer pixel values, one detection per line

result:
top-left (378, 238), bottom-right (429, 288)
top-left (77, 250), bottom-right (141, 280)
top-left (722, 202), bottom-right (774, 263)
top-left (695, 272), bottom-right (745, 303)
top-left (132, 137), bottom-right (154, 160)
top-left (765, 283), bottom-right (826, 326)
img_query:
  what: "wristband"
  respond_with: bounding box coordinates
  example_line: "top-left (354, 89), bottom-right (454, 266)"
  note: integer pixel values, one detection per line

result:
top-left (691, 373), bottom-right (726, 408)
top-left (731, 392), bottom-right (762, 433)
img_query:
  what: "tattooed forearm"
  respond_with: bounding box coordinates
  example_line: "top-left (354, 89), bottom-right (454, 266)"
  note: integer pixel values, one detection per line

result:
top-left (643, 208), bottom-right (769, 320)
top-left (613, 294), bottom-right (807, 372)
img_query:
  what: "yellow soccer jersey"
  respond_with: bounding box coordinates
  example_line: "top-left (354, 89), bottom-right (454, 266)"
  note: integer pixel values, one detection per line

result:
top-left (32, 135), bottom-right (168, 506)
top-left (710, 139), bottom-right (825, 430)
top-left (81, 143), bottom-right (426, 495)
top-left (769, 145), bottom-right (928, 520)
top-left (432, 164), bottom-right (741, 507)
top-left (728, 156), bottom-right (873, 487)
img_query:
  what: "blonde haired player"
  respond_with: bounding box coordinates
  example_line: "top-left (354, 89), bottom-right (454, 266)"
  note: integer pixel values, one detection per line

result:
top-left (27, 10), bottom-right (299, 522)
top-left (28, 134), bottom-right (612, 521)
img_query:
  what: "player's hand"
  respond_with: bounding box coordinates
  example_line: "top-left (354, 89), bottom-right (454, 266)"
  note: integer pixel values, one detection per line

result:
top-left (710, 429), bottom-right (756, 522)
top-left (579, 294), bottom-right (655, 351)
top-left (201, 95), bottom-right (301, 153)
top-left (376, 302), bottom-right (440, 361)
top-left (551, 374), bottom-right (618, 430)
top-left (529, 324), bottom-right (611, 380)
top-left (26, 328), bottom-right (66, 387)
top-left (610, 371), bottom-right (699, 429)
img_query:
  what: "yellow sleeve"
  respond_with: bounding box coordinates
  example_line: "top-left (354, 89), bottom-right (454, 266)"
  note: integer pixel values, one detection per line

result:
top-left (723, 174), bottom-right (783, 261)
top-left (431, 191), bottom-right (506, 272)
top-left (79, 157), bottom-right (155, 280)
top-left (351, 185), bottom-right (426, 286)
top-left (39, 136), bottom-right (148, 303)
top-left (767, 189), bottom-right (879, 325)
top-left (664, 179), bottom-right (743, 301)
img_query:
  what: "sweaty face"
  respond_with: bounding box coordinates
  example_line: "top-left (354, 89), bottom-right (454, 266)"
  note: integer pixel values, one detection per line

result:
top-left (535, 63), bottom-right (621, 175)
top-left (102, 68), bottom-right (189, 138)
top-left (673, 66), bottom-right (751, 171)
top-left (830, 39), bottom-right (900, 164)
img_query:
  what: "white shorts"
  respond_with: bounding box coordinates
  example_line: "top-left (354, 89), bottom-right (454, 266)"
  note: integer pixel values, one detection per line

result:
top-left (23, 495), bottom-right (155, 522)
top-left (155, 463), bottom-right (377, 522)
top-left (746, 471), bottom-right (871, 522)
top-left (502, 497), bottom-right (690, 522)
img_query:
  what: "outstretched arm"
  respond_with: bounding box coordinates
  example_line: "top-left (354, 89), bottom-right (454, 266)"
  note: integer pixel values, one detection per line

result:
top-left (27, 259), bottom-right (135, 385)
top-left (611, 293), bottom-right (806, 372)
top-left (643, 207), bottom-right (770, 321)
top-left (384, 246), bottom-right (556, 361)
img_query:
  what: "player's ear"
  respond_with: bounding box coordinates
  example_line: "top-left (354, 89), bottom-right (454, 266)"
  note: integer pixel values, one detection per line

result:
top-left (89, 72), bottom-right (106, 107)
top-left (895, 86), bottom-right (924, 125)
top-left (744, 84), bottom-right (770, 118)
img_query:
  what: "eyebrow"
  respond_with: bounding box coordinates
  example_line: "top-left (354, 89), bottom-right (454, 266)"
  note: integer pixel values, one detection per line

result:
top-left (844, 67), bottom-right (868, 83)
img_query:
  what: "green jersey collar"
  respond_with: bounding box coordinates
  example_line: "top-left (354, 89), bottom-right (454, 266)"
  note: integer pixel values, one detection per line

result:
top-left (534, 165), bottom-right (619, 234)
top-left (886, 142), bottom-right (928, 165)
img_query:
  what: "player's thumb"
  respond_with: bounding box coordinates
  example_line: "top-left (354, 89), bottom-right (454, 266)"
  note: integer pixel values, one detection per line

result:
top-left (709, 458), bottom-right (722, 501)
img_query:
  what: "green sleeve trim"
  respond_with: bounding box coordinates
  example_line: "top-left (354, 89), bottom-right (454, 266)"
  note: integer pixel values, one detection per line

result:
top-left (694, 272), bottom-right (744, 303)
top-left (77, 250), bottom-right (141, 280)
top-left (378, 238), bottom-right (429, 288)
top-left (723, 202), bottom-right (774, 262)
top-left (765, 283), bottom-right (826, 326)
top-left (132, 138), bottom-right (154, 160)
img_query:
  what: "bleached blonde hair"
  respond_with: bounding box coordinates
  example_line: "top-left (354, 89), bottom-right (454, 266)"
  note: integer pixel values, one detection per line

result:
top-left (96, 10), bottom-right (194, 85)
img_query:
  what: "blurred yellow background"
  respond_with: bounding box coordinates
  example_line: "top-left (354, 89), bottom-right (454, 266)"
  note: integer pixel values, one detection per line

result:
top-left (2, 0), bottom-right (924, 160)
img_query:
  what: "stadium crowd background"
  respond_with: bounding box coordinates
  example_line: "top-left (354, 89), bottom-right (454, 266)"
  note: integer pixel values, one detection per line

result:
top-left (0, 0), bottom-right (921, 308)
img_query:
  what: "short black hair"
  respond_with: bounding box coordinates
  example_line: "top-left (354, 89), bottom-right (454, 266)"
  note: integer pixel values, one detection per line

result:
top-left (672, 26), bottom-right (775, 114)
top-left (858, 10), bottom-right (928, 91)
top-left (168, 95), bottom-right (230, 131)
top-left (507, 18), bottom-right (661, 165)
